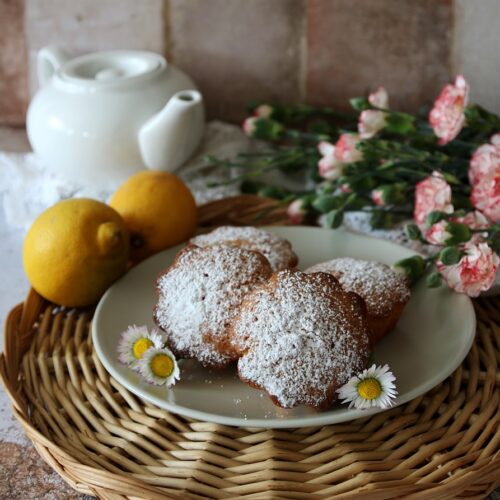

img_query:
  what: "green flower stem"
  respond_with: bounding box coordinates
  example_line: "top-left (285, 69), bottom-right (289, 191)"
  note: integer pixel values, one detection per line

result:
top-left (360, 207), bottom-right (413, 215)
top-left (285, 129), bottom-right (333, 143)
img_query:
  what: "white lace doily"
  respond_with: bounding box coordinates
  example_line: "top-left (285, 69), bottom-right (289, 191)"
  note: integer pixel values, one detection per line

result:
top-left (0, 121), bottom-right (247, 230)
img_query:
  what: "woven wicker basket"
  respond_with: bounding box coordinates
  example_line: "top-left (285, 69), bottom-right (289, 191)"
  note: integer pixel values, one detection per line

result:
top-left (1, 195), bottom-right (499, 499)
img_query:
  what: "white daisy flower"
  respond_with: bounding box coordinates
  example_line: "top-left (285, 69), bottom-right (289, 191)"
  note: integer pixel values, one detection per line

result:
top-left (138, 347), bottom-right (180, 387)
top-left (117, 325), bottom-right (165, 369)
top-left (337, 364), bottom-right (397, 410)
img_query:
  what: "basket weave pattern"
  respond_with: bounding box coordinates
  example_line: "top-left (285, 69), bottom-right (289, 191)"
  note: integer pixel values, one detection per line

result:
top-left (1, 196), bottom-right (499, 499)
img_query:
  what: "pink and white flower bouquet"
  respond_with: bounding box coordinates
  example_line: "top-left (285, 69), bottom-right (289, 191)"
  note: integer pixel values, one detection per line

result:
top-left (206, 76), bottom-right (500, 296)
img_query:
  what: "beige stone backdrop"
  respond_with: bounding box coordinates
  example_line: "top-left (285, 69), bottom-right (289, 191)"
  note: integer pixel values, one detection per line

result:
top-left (1, 0), bottom-right (499, 125)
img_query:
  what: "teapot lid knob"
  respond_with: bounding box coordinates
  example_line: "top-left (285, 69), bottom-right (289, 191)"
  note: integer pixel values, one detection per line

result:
top-left (95, 68), bottom-right (123, 81)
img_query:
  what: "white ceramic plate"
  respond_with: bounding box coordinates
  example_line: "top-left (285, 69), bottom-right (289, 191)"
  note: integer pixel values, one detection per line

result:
top-left (93, 226), bottom-right (475, 428)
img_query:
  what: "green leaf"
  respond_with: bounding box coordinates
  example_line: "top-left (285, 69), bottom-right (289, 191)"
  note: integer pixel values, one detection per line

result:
top-left (489, 233), bottom-right (500, 254)
top-left (370, 211), bottom-right (393, 229)
top-left (312, 194), bottom-right (341, 213)
top-left (309, 120), bottom-right (333, 135)
top-left (439, 246), bottom-right (462, 265)
top-left (325, 209), bottom-right (344, 229)
top-left (317, 181), bottom-right (335, 195)
top-left (251, 118), bottom-right (285, 140)
top-left (240, 180), bottom-right (264, 194)
top-left (348, 177), bottom-right (377, 191)
top-left (426, 210), bottom-right (448, 227)
top-left (442, 172), bottom-right (460, 185)
top-left (257, 185), bottom-right (289, 199)
top-left (376, 183), bottom-right (407, 205)
top-left (405, 223), bottom-right (422, 241)
top-left (445, 222), bottom-right (471, 244)
top-left (299, 193), bottom-right (318, 209)
top-left (385, 113), bottom-right (416, 135)
top-left (426, 272), bottom-right (442, 288)
top-left (203, 154), bottom-right (218, 164)
top-left (349, 97), bottom-right (370, 111)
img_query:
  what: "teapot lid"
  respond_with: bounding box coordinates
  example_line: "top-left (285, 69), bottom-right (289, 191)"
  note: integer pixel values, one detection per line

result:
top-left (58, 51), bottom-right (166, 87)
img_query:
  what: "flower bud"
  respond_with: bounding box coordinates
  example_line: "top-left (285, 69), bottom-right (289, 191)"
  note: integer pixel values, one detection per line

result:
top-left (426, 271), bottom-right (443, 288)
top-left (439, 246), bottom-right (462, 265)
top-left (371, 188), bottom-right (385, 207)
top-left (444, 222), bottom-right (471, 244)
top-left (405, 223), bottom-right (422, 241)
top-left (325, 209), bottom-right (344, 229)
top-left (254, 104), bottom-right (274, 119)
top-left (312, 194), bottom-right (340, 214)
top-left (371, 184), bottom-right (406, 207)
top-left (350, 97), bottom-right (370, 111)
top-left (393, 255), bottom-right (426, 284)
top-left (286, 199), bottom-right (307, 225)
top-left (242, 117), bottom-right (285, 140)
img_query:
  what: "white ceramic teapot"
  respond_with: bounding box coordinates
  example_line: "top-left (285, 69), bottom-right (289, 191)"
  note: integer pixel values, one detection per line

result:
top-left (27, 47), bottom-right (205, 189)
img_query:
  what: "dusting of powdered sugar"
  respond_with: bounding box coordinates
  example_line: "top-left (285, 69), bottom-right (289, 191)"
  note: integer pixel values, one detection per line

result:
top-left (233, 270), bottom-right (370, 409)
top-left (306, 258), bottom-right (411, 317)
top-left (190, 226), bottom-right (298, 272)
top-left (154, 246), bottom-right (272, 367)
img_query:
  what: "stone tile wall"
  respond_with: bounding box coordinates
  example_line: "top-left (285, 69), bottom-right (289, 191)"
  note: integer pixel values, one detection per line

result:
top-left (0, 0), bottom-right (499, 125)
top-left (0, 0), bottom-right (29, 125)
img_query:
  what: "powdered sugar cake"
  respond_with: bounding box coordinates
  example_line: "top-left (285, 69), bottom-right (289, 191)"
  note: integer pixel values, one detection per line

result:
top-left (190, 225), bottom-right (298, 272)
top-left (228, 270), bottom-right (372, 409)
top-left (93, 226), bottom-right (476, 427)
top-left (305, 258), bottom-right (411, 343)
top-left (154, 245), bottom-right (272, 368)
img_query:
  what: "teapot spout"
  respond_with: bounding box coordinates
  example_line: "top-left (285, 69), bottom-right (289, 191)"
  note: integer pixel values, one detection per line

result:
top-left (138, 90), bottom-right (204, 172)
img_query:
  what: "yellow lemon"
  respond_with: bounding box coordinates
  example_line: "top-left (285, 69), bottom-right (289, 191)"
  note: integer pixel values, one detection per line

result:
top-left (23, 198), bottom-right (129, 307)
top-left (109, 171), bottom-right (197, 262)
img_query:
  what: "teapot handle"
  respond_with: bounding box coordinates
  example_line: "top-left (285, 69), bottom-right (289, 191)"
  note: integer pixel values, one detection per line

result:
top-left (37, 46), bottom-right (69, 86)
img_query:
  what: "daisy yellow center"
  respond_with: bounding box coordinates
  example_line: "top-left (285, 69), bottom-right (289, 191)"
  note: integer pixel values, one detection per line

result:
top-left (150, 354), bottom-right (174, 378)
top-left (357, 378), bottom-right (382, 400)
top-left (132, 338), bottom-right (153, 359)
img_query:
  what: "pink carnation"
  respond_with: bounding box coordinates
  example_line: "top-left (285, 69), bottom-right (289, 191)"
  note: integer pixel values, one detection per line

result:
top-left (287, 199), bottom-right (306, 225)
top-left (358, 110), bottom-right (387, 139)
top-left (424, 221), bottom-right (450, 245)
top-left (437, 242), bottom-right (499, 297)
top-left (358, 87), bottom-right (389, 139)
top-left (371, 189), bottom-right (385, 206)
top-left (429, 75), bottom-right (469, 145)
top-left (254, 104), bottom-right (273, 118)
top-left (317, 141), bottom-right (343, 180)
top-left (454, 210), bottom-right (489, 230)
top-left (368, 87), bottom-right (389, 109)
top-left (335, 133), bottom-right (363, 163)
top-left (468, 138), bottom-right (500, 222)
top-left (242, 116), bottom-right (258, 137)
top-left (413, 172), bottom-right (454, 227)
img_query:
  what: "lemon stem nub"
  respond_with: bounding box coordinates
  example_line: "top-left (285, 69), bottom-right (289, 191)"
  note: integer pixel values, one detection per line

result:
top-left (131, 234), bottom-right (144, 249)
